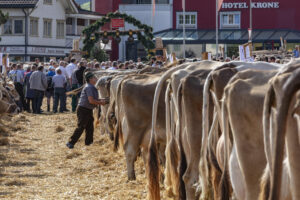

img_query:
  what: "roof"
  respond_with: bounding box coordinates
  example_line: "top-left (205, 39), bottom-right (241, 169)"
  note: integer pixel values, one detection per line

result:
top-left (70, 0), bottom-right (103, 16)
top-left (154, 29), bottom-right (300, 44)
top-left (78, 7), bottom-right (103, 16)
top-left (0, 0), bottom-right (39, 8)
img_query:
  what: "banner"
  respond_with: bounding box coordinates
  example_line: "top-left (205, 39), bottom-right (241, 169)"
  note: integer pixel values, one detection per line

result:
top-left (111, 18), bottom-right (124, 28)
top-left (239, 45), bottom-right (246, 61)
top-left (239, 43), bottom-right (253, 62)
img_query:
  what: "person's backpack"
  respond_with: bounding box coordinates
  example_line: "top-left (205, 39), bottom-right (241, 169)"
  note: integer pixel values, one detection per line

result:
top-left (47, 76), bottom-right (53, 91)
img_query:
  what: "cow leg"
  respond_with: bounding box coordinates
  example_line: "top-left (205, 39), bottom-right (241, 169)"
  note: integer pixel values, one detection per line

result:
top-left (124, 141), bottom-right (138, 180)
top-left (229, 146), bottom-right (245, 200)
top-left (183, 160), bottom-right (200, 200)
top-left (182, 130), bottom-right (200, 200)
top-left (287, 111), bottom-right (300, 199)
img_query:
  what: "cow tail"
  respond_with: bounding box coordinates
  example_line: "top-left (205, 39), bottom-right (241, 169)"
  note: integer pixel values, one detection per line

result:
top-left (269, 68), bottom-right (300, 200)
top-left (200, 74), bottom-right (213, 196)
top-left (114, 80), bottom-right (123, 152)
top-left (148, 64), bottom-right (187, 200)
top-left (259, 166), bottom-right (271, 200)
top-left (219, 96), bottom-right (231, 200)
top-left (164, 82), bottom-right (179, 198)
top-left (263, 84), bottom-right (275, 171)
top-left (177, 82), bottom-right (187, 200)
top-left (208, 111), bottom-right (222, 200)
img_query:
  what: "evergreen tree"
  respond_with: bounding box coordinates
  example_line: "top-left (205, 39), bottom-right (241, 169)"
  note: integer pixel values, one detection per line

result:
top-left (0, 10), bottom-right (8, 41)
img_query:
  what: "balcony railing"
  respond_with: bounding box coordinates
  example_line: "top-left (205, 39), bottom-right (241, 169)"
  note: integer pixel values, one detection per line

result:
top-left (77, 26), bottom-right (85, 36)
top-left (66, 24), bottom-right (75, 35)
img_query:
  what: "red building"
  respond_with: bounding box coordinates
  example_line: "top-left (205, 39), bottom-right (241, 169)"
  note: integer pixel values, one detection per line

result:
top-left (156, 0), bottom-right (300, 57)
top-left (94, 0), bottom-right (121, 61)
top-left (94, 0), bottom-right (300, 59)
top-left (172, 0), bottom-right (300, 30)
top-left (94, 0), bottom-right (121, 15)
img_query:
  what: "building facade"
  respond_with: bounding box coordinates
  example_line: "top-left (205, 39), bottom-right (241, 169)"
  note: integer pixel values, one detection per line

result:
top-left (156, 0), bottom-right (300, 58)
top-left (0, 0), bottom-right (102, 62)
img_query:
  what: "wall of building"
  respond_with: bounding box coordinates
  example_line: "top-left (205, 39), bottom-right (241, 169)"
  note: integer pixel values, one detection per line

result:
top-left (119, 4), bottom-right (172, 32)
top-left (0, 9), bottom-right (27, 45)
top-left (173, 0), bottom-right (300, 31)
top-left (0, 1), bottom-right (67, 48)
top-left (29, 0), bottom-right (66, 47)
top-left (95, 0), bottom-right (113, 14)
top-left (220, 0), bottom-right (300, 30)
top-left (173, 0), bottom-right (216, 30)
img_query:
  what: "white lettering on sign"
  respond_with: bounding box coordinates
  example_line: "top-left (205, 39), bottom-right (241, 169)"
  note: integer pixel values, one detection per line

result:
top-left (222, 2), bottom-right (279, 9)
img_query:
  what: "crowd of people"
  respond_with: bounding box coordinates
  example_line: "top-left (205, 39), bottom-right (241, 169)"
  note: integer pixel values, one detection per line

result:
top-left (6, 57), bottom-right (151, 115)
top-left (6, 47), bottom-right (299, 115)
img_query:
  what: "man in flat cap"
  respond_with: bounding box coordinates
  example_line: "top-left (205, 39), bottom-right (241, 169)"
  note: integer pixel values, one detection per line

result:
top-left (66, 72), bottom-right (109, 149)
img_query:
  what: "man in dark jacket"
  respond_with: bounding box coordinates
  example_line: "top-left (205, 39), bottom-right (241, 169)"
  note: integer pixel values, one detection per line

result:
top-left (66, 72), bottom-right (109, 149)
top-left (75, 61), bottom-right (86, 87)
top-left (71, 64), bottom-right (79, 112)
top-left (29, 66), bottom-right (47, 114)
top-left (24, 65), bottom-right (36, 112)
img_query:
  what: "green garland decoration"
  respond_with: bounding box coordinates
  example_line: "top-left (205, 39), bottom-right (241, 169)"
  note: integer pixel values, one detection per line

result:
top-left (82, 11), bottom-right (155, 59)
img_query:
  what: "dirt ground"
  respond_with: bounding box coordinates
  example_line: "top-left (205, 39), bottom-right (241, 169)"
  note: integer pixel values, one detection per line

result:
top-left (0, 100), bottom-right (155, 200)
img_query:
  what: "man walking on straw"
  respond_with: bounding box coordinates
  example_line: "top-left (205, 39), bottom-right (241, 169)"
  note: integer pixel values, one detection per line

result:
top-left (66, 72), bottom-right (109, 149)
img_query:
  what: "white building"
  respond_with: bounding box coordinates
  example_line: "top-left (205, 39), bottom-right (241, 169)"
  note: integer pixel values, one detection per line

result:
top-left (0, 0), bottom-right (102, 62)
top-left (118, 0), bottom-right (173, 61)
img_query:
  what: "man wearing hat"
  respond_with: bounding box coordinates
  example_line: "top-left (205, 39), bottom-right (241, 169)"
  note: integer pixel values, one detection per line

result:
top-left (66, 72), bottom-right (109, 149)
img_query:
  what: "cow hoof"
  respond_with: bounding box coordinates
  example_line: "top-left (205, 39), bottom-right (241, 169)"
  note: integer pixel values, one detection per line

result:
top-left (127, 175), bottom-right (136, 181)
top-left (109, 134), bottom-right (114, 141)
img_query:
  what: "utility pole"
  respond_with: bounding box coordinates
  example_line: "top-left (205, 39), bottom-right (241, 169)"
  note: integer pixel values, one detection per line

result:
top-left (182, 0), bottom-right (186, 59)
top-left (249, 0), bottom-right (252, 42)
top-left (216, 0), bottom-right (219, 58)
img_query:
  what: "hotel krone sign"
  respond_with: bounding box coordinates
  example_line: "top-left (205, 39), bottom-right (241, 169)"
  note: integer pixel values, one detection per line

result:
top-left (222, 2), bottom-right (280, 9)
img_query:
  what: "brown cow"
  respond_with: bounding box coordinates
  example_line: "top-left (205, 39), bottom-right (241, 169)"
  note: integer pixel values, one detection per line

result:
top-left (260, 59), bottom-right (300, 200)
top-left (200, 62), bottom-right (282, 200)
top-left (221, 69), bottom-right (281, 200)
top-left (148, 61), bottom-right (224, 200)
top-left (114, 72), bottom-right (168, 180)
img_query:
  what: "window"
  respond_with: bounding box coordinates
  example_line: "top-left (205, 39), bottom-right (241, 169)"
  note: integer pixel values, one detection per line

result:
top-left (220, 12), bottom-right (241, 29)
top-left (44, 0), bottom-right (52, 4)
top-left (14, 20), bottom-right (23, 34)
top-left (43, 19), bottom-right (52, 37)
top-left (30, 18), bottom-right (39, 36)
top-left (56, 20), bottom-right (65, 38)
top-left (3, 19), bottom-right (12, 34)
top-left (176, 12), bottom-right (197, 29)
top-left (2, 18), bottom-right (24, 35)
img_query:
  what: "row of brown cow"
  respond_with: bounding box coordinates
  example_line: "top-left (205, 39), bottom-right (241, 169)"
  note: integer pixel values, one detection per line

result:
top-left (92, 59), bottom-right (300, 200)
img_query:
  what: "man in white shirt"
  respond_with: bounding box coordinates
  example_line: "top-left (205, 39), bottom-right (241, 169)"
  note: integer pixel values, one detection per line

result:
top-left (66, 58), bottom-right (77, 83)
top-left (108, 61), bottom-right (118, 70)
top-left (57, 61), bottom-right (67, 78)
top-left (100, 62), bottom-right (106, 69)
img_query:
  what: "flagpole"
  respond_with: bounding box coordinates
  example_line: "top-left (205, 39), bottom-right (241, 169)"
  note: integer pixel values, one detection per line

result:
top-left (249, 0), bottom-right (252, 42)
top-left (216, 0), bottom-right (219, 59)
top-left (182, 0), bottom-right (186, 59)
top-left (151, 0), bottom-right (155, 32)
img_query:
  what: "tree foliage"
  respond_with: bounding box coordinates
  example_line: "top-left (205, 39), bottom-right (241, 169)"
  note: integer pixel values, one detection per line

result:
top-left (0, 10), bottom-right (8, 41)
top-left (82, 11), bottom-right (155, 59)
top-left (90, 46), bottom-right (109, 62)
